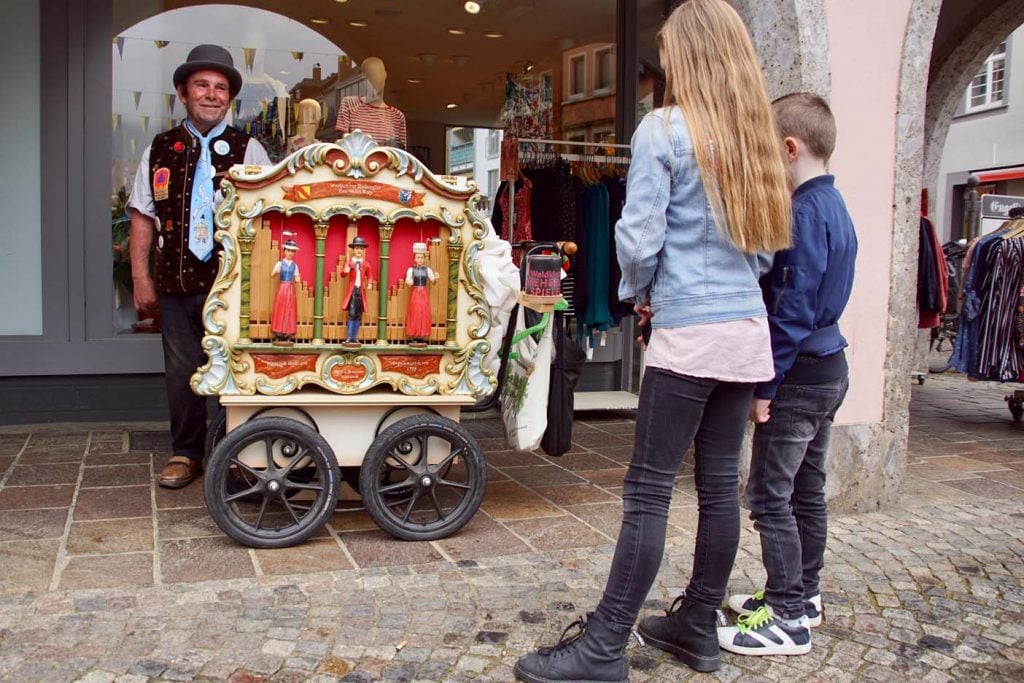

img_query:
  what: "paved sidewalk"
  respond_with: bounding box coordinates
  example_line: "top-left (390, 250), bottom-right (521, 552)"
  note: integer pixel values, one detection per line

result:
top-left (0, 372), bottom-right (1022, 681)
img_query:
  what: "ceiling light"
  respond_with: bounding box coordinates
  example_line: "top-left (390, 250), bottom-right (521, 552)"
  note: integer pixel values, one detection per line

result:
top-left (524, 62), bottom-right (535, 73)
top-left (464, 1), bottom-right (481, 13)
top-left (407, 78), bottom-right (423, 84)
top-left (446, 103), bottom-right (458, 109)
top-left (309, 17), bottom-right (330, 25)
top-left (447, 28), bottom-right (467, 35)
top-left (348, 20), bottom-right (369, 27)
top-left (484, 31), bottom-right (504, 38)
top-left (335, 0), bottom-right (347, 3)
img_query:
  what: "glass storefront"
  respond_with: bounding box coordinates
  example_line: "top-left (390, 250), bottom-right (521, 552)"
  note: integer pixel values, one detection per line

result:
top-left (0, 0), bottom-right (42, 336)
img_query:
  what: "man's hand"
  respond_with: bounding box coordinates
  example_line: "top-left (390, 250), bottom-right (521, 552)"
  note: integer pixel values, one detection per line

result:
top-left (749, 398), bottom-right (771, 423)
top-left (133, 276), bottom-right (158, 316)
top-left (129, 210), bottom-right (158, 316)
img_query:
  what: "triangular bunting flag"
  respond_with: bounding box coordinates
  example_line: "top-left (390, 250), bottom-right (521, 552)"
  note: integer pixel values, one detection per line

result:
top-left (243, 47), bottom-right (256, 72)
top-left (165, 94), bottom-right (176, 116)
top-left (154, 40), bottom-right (169, 49)
top-left (130, 138), bottom-right (137, 156)
top-left (166, 118), bottom-right (175, 130)
top-left (234, 99), bottom-right (243, 116)
top-left (114, 36), bottom-right (125, 59)
top-left (245, 122), bottom-right (252, 135)
top-left (141, 116), bottom-right (149, 132)
top-left (291, 51), bottom-right (304, 60)
top-left (112, 114), bottom-right (121, 131)
top-left (260, 99), bottom-right (268, 116)
top-left (132, 91), bottom-right (142, 110)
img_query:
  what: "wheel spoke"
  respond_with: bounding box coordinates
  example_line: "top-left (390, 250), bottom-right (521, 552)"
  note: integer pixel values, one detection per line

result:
top-left (433, 446), bottom-right (464, 473)
top-left (281, 496), bottom-right (302, 526)
top-left (435, 477), bottom-right (472, 491)
top-left (379, 478), bottom-right (415, 494)
top-left (224, 485), bottom-right (262, 503)
top-left (229, 458), bottom-right (262, 478)
top-left (285, 481), bottom-right (324, 493)
top-left (385, 453), bottom-right (415, 473)
top-left (416, 433), bottom-right (430, 464)
top-left (400, 490), bottom-right (421, 522)
top-left (429, 489), bottom-right (447, 521)
top-left (263, 437), bottom-right (278, 472)
top-left (254, 495), bottom-right (270, 529)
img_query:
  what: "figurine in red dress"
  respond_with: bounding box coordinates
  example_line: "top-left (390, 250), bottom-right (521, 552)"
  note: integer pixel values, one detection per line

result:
top-left (405, 242), bottom-right (438, 347)
top-left (270, 238), bottom-right (300, 345)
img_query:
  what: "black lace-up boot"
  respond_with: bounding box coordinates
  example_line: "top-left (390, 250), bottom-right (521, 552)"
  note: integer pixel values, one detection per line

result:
top-left (514, 613), bottom-right (629, 683)
top-left (637, 593), bottom-right (721, 672)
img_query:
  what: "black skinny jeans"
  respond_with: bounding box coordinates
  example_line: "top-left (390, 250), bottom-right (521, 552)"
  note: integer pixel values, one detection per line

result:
top-left (594, 367), bottom-right (754, 631)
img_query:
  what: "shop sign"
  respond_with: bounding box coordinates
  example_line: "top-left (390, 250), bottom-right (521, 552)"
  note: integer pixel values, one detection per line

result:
top-left (981, 193), bottom-right (1024, 219)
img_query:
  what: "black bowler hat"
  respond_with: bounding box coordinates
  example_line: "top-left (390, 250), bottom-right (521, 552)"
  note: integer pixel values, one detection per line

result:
top-left (173, 44), bottom-right (243, 99)
top-left (349, 236), bottom-right (369, 248)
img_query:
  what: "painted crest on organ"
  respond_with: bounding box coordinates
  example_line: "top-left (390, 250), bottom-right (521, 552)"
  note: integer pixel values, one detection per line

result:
top-left (282, 179), bottom-right (425, 206)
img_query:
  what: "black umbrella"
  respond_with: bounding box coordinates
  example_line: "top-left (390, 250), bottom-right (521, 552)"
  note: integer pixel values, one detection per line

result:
top-left (541, 311), bottom-right (586, 457)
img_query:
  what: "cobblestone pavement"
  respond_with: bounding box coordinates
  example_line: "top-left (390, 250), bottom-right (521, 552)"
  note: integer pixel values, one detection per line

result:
top-left (0, 372), bottom-right (1022, 681)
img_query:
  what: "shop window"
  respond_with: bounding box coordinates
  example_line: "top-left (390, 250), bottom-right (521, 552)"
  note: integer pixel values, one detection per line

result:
top-left (595, 47), bottom-right (614, 93)
top-left (486, 129), bottom-right (501, 158)
top-left (569, 54), bottom-right (586, 100)
top-left (111, 5), bottom-right (345, 335)
top-left (0, 0), bottom-right (41, 335)
top-left (964, 41), bottom-right (1008, 114)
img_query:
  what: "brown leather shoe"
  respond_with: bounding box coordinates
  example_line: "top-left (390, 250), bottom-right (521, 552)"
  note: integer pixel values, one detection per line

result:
top-left (158, 456), bottom-right (202, 489)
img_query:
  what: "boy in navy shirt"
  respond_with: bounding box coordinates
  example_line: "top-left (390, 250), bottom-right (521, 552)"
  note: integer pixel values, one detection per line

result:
top-left (718, 93), bottom-right (858, 656)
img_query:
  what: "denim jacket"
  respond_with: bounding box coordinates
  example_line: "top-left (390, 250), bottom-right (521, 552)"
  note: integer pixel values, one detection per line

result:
top-left (616, 107), bottom-right (767, 327)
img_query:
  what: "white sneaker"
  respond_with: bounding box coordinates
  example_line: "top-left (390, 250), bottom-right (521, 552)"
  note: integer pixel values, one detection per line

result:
top-left (718, 605), bottom-right (811, 656)
top-left (727, 589), bottom-right (822, 628)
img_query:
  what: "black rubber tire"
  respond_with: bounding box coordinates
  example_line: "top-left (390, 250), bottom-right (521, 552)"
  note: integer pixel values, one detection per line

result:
top-left (205, 416), bottom-right (340, 548)
top-left (360, 414), bottom-right (485, 541)
top-left (205, 407), bottom-right (227, 460)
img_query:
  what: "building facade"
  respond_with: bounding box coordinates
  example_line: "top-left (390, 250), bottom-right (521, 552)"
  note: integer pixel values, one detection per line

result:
top-left (3, 0), bottom-right (1024, 511)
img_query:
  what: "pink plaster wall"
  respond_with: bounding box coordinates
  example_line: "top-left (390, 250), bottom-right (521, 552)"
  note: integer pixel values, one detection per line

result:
top-left (826, 0), bottom-right (913, 424)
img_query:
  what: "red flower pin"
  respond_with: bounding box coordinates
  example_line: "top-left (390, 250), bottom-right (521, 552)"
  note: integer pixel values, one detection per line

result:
top-left (173, 141), bottom-right (185, 152)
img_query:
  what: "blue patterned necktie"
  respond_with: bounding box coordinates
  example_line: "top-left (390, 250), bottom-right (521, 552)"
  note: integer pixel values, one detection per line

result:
top-left (185, 119), bottom-right (228, 262)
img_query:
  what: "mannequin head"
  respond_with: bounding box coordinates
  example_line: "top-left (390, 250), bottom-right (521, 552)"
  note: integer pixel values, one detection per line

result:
top-left (361, 57), bottom-right (387, 101)
top-left (295, 98), bottom-right (321, 139)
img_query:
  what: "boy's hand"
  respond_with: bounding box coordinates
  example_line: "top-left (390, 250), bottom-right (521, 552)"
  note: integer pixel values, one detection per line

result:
top-left (749, 398), bottom-right (771, 423)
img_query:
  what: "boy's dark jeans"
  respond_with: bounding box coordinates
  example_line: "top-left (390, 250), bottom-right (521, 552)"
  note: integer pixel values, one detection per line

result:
top-left (746, 375), bottom-right (849, 620)
top-left (594, 368), bottom-right (754, 631)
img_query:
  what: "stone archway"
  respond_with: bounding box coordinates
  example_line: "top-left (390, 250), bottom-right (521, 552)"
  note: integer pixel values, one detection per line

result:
top-left (923, 0), bottom-right (1024, 213)
top-left (733, 0), bottom-right (831, 99)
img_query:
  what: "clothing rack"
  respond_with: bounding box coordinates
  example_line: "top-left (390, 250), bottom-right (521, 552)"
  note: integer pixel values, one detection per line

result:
top-left (508, 138), bottom-right (632, 244)
top-left (502, 138), bottom-right (640, 413)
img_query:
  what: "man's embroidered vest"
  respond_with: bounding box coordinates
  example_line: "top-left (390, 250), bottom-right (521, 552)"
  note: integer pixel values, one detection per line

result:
top-left (148, 124), bottom-right (249, 294)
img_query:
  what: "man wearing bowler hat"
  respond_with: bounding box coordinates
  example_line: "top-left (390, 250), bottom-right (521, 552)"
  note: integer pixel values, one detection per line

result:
top-left (127, 44), bottom-right (270, 488)
top-left (342, 236), bottom-right (372, 346)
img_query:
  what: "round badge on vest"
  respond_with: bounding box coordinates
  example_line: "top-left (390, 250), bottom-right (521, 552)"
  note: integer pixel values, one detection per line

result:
top-left (214, 140), bottom-right (231, 156)
top-left (158, 235), bottom-right (164, 249)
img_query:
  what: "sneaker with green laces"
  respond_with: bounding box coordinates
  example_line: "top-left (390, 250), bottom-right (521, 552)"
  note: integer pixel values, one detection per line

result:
top-left (717, 605), bottom-right (811, 656)
top-left (727, 589), bottom-right (822, 627)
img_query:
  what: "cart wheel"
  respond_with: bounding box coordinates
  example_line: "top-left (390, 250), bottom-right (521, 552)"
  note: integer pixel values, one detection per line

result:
top-left (205, 416), bottom-right (340, 548)
top-left (360, 414), bottom-right (485, 541)
top-left (205, 407), bottom-right (227, 459)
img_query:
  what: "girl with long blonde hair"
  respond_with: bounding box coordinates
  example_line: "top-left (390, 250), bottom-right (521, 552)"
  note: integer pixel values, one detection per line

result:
top-left (514, 1), bottom-right (791, 681)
